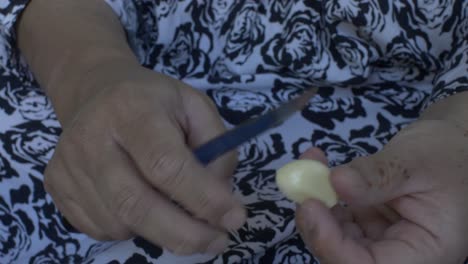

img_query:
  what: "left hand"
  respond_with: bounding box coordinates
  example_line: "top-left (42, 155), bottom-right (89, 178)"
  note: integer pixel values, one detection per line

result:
top-left (296, 119), bottom-right (468, 264)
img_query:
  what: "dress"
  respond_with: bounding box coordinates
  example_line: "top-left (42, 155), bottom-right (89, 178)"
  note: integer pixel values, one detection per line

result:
top-left (0, 0), bottom-right (467, 263)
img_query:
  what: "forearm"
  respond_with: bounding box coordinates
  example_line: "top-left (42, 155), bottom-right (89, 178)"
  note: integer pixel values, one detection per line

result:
top-left (420, 91), bottom-right (468, 131)
top-left (17, 0), bottom-right (139, 123)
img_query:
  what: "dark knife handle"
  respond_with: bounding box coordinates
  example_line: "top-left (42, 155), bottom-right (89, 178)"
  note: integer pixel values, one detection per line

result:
top-left (193, 112), bottom-right (277, 165)
top-left (193, 87), bottom-right (316, 166)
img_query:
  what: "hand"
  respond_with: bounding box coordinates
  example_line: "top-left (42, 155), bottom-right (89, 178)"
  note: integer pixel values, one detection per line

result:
top-left (296, 120), bottom-right (468, 264)
top-left (44, 64), bottom-right (246, 255)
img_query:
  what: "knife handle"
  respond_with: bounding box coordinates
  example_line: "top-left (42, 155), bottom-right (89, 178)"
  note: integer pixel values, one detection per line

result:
top-left (193, 113), bottom-right (276, 165)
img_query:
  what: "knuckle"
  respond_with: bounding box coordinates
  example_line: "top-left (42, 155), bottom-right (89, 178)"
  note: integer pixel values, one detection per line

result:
top-left (88, 231), bottom-right (112, 241)
top-left (189, 88), bottom-right (221, 121)
top-left (43, 161), bottom-right (66, 193)
top-left (169, 234), bottom-right (204, 255)
top-left (201, 94), bottom-right (218, 113)
top-left (108, 227), bottom-right (133, 240)
top-left (193, 192), bottom-right (213, 217)
top-left (43, 168), bottom-right (66, 199)
top-left (148, 150), bottom-right (187, 189)
top-left (194, 190), bottom-right (227, 221)
top-left (106, 81), bottom-right (147, 119)
top-left (112, 186), bottom-right (149, 228)
top-left (201, 181), bottom-right (234, 217)
top-left (211, 152), bottom-right (238, 179)
top-left (42, 173), bottom-right (54, 194)
top-left (63, 118), bottom-right (96, 149)
top-left (43, 157), bottom-right (61, 193)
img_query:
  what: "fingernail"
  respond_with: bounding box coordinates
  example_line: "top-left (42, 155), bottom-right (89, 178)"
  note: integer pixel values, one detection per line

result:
top-left (206, 236), bottom-right (229, 255)
top-left (333, 166), bottom-right (368, 192)
top-left (221, 207), bottom-right (246, 230)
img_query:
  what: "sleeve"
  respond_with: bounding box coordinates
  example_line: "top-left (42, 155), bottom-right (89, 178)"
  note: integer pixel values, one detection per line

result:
top-left (102, 0), bottom-right (191, 66)
top-left (421, 41), bottom-right (468, 110)
top-left (103, 0), bottom-right (147, 62)
top-left (0, 0), bottom-right (29, 40)
top-left (0, 0), bottom-right (31, 72)
top-left (103, 0), bottom-right (140, 36)
top-left (1, 0), bottom-right (143, 75)
top-left (421, 9), bottom-right (468, 111)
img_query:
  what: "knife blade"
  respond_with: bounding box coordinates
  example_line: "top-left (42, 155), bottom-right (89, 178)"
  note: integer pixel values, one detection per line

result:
top-left (193, 87), bottom-right (317, 165)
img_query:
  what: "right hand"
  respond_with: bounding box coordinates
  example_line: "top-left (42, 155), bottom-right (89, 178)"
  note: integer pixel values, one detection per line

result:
top-left (44, 64), bottom-right (246, 255)
top-left (296, 121), bottom-right (468, 264)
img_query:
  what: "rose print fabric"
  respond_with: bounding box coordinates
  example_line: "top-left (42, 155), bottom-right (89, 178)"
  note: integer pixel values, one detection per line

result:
top-left (0, 0), bottom-right (467, 263)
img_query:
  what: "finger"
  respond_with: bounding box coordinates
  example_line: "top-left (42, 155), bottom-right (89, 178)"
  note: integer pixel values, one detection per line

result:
top-left (182, 87), bottom-right (226, 148)
top-left (44, 154), bottom-right (111, 240)
top-left (372, 220), bottom-right (441, 264)
top-left (352, 206), bottom-right (394, 241)
top-left (70, 172), bottom-right (134, 240)
top-left (95, 146), bottom-right (230, 255)
top-left (299, 147), bottom-right (328, 165)
top-left (75, 187), bottom-right (134, 240)
top-left (330, 204), bottom-right (353, 223)
top-left (296, 199), bottom-right (373, 264)
top-left (330, 205), bottom-right (366, 241)
top-left (331, 205), bottom-right (382, 245)
top-left (46, 173), bottom-right (109, 239)
top-left (50, 142), bottom-right (134, 240)
top-left (342, 221), bottom-right (364, 240)
top-left (117, 114), bottom-right (246, 231)
top-left (297, 200), bottom-right (431, 264)
top-left (183, 88), bottom-right (238, 179)
top-left (330, 143), bottom-right (417, 207)
top-left (54, 196), bottom-right (111, 240)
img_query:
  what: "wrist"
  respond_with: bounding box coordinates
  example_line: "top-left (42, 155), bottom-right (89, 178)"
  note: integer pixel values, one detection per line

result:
top-left (47, 50), bottom-right (141, 124)
top-left (16, 0), bottom-right (141, 124)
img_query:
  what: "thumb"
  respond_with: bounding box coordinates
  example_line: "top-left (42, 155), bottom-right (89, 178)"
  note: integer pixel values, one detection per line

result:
top-left (331, 145), bottom-right (415, 207)
top-left (182, 87), bottom-right (238, 178)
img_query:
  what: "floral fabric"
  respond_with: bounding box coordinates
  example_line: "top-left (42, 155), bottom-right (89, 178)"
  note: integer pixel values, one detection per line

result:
top-left (0, 0), bottom-right (467, 263)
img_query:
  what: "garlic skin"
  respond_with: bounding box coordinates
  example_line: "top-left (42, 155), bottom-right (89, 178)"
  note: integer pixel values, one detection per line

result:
top-left (276, 160), bottom-right (338, 207)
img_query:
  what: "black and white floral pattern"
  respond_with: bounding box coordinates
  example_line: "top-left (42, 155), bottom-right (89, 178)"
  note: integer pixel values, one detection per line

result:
top-left (0, 0), bottom-right (467, 263)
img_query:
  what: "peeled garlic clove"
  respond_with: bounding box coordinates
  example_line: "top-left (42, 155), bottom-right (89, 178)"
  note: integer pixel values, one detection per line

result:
top-left (276, 160), bottom-right (338, 207)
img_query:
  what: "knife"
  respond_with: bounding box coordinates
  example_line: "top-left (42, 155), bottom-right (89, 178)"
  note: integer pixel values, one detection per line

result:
top-left (61, 88), bottom-right (317, 233)
top-left (193, 87), bottom-right (317, 165)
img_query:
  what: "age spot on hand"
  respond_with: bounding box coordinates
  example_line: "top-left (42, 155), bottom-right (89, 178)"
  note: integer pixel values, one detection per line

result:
top-left (378, 167), bottom-right (385, 177)
top-left (403, 168), bottom-right (410, 180)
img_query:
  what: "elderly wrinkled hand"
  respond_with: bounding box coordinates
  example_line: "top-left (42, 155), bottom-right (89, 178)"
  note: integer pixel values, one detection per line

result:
top-left (43, 65), bottom-right (246, 255)
top-left (295, 120), bottom-right (468, 264)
